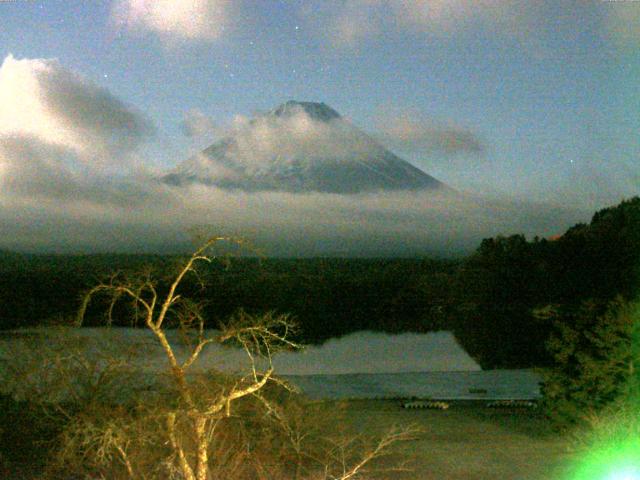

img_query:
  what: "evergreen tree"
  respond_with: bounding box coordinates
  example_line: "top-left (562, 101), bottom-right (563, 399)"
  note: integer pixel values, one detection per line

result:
top-left (537, 297), bottom-right (639, 428)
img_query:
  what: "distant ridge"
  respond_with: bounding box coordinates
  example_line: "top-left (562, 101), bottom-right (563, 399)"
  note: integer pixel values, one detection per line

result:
top-left (164, 100), bottom-right (446, 194)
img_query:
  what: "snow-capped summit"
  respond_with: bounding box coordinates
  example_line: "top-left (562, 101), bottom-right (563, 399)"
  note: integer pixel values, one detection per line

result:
top-left (270, 100), bottom-right (341, 122)
top-left (164, 101), bottom-right (446, 194)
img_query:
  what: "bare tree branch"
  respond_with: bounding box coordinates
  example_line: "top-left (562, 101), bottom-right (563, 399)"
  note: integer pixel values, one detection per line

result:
top-left (24, 235), bottom-right (421, 480)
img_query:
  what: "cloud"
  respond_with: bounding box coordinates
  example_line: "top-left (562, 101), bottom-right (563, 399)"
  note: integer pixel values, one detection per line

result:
top-left (604, 2), bottom-right (640, 48)
top-left (230, 107), bottom-right (375, 165)
top-left (308, 1), bottom-right (555, 50)
top-left (36, 66), bottom-right (154, 157)
top-left (0, 134), bottom-right (160, 209)
top-left (0, 174), bottom-right (593, 255)
top-left (388, 0), bottom-right (539, 35)
top-left (313, 0), bottom-right (470, 46)
top-left (0, 54), bottom-right (153, 161)
top-left (112, 0), bottom-right (235, 42)
top-left (323, 0), bottom-right (384, 47)
top-left (181, 109), bottom-right (216, 137)
top-left (177, 105), bottom-right (386, 183)
top-left (374, 114), bottom-right (484, 156)
top-left (0, 135), bottom-right (79, 199)
top-left (0, 54), bottom-right (156, 221)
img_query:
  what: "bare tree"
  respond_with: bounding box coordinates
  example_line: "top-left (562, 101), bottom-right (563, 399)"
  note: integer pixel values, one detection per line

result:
top-left (74, 237), bottom-right (297, 479)
top-left (41, 236), bottom-right (421, 480)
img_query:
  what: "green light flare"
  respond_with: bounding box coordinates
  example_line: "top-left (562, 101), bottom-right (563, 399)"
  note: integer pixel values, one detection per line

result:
top-left (606, 467), bottom-right (640, 480)
top-left (566, 437), bottom-right (640, 480)
top-left (563, 302), bottom-right (640, 480)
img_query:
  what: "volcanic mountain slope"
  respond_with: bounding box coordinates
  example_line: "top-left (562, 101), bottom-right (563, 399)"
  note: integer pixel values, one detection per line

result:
top-left (164, 101), bottom-right (446, 194)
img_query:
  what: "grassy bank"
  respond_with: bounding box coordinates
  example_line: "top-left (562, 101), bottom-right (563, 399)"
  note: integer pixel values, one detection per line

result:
top-left (1, 396), bottom-right (574, 479)
top-left (331, 399), bottom-right (573, 480)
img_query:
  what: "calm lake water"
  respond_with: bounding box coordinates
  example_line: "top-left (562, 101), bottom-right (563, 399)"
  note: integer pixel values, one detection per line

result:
top-left (0, 327), bottom-right (540, 401)
top-left (284, 369), bottom-right (542, 400)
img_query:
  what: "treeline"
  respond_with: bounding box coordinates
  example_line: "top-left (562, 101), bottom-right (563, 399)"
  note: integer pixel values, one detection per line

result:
top-left (0, 252), bottom-right (457, 341)
top-left (1, 196), bottom-right (638, 369)
top-left (449, 196), bottom-right (640, 368)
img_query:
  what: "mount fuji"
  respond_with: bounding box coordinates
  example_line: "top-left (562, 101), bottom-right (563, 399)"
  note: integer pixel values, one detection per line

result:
top-left (164, 101), bottom-right (446, 194)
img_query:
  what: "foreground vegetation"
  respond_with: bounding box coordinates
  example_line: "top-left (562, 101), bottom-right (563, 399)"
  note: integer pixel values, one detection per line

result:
top-left (0, 396), bottom-right (573, 480)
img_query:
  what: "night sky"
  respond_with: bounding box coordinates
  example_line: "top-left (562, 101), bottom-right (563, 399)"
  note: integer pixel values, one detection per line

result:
top-left (0, 1), bottom-right (638, 255)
